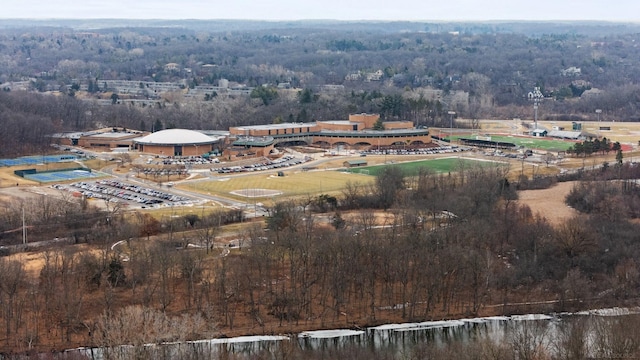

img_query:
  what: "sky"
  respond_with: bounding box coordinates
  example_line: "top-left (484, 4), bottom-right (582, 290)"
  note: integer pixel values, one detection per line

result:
top-left (2, 0), bottom-right (639, 22)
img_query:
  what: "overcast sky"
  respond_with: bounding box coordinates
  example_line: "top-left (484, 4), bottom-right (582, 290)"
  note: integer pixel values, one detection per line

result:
top-left (2, 0), bottom-right (638, 22)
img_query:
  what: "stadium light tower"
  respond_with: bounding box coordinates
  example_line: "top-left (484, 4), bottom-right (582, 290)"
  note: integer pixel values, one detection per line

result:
top-left (596, 109), bottom-right (602, 122)
top-left (528, 87), bottom-right (544, 131)
top-left (448, 111), bottom-right (456, 142)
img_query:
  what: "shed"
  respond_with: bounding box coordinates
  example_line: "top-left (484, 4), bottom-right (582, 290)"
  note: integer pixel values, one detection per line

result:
top-left (344, 159), bottom-right (368, 168)
top-left (532, 129), bottom-right (548, 137)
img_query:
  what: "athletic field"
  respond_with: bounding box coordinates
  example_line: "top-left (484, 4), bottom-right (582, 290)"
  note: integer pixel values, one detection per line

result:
top-left (347, 157), bottom-right (505, 177)
top-left (180, 171), bottom-right (373, 200)
top-left (449, 134), bottom-right (575, 151)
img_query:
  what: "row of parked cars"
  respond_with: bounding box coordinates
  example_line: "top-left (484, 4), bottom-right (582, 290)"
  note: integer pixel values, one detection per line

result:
top-left (154, 156), bottom-right (221, 166)
top-left (51, 180), bottom-right (191, 207)
top-left (214, 155), bottom-right (311, 174)
top-left (362, 145), bottom-right (468, 156)
top-left (96, 180), bottom-right (190, 203)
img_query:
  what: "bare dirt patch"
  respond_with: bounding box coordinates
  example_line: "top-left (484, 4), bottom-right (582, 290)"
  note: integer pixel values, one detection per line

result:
top-left (230, 188), bottom-right (283, 197)
top-left (517, 181), bottom-right (579, 226)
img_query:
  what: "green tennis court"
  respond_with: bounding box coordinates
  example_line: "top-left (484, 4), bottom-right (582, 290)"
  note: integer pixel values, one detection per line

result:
top-left (23, 169), bottom-right (102, 182)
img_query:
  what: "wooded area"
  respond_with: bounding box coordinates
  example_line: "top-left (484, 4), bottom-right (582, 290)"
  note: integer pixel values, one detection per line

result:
top-left (2, 20), bottom-right (640, 358)
top-left (0, 163), bottom-right (640, 357)
top-left (2, 22), bottom-right (640, 157)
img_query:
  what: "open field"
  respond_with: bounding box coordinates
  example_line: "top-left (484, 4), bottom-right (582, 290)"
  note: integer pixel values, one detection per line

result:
top-left (436, 119), bottom-right (640, 151)
top-left (138, 202), bottom-right (222, 220)
top-left (477, 119), bottom-right (640, 142)
top-left (347, 157), bottom-right (505, 176)
top-left (179, 170), bottom-right (374, 201)
top-left (518, 181), bottom-right (579, 226)
top-left (470, 135), bottom-right (575, 151)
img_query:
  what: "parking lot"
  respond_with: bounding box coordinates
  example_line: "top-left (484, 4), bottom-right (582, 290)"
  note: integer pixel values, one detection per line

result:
top-left (361, 145), bottom-right (469, 156)
top-left (213, 155), bottom-right (311, 174)
top-left (52, 179), bottom-right (195, 208)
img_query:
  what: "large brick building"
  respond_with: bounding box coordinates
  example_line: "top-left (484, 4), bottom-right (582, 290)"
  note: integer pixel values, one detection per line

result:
top-left (227, 113), bottom-right (431, 155)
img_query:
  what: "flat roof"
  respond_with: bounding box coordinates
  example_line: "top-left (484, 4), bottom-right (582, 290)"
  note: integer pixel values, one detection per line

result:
top-left (318, 129), bottom-right (429, 136)
top-left (86, 132), bottom-right (141, 139)
top-left (233, 136), bottom-right (274, 147)
top-left (51, 131), bottom-right (100, 139)
top-left (548, 130), bottom-right (582, 139)
top-left (319, 120), bottom-right (357, 125)
top-left (233, 123), bottom-right (317, 131)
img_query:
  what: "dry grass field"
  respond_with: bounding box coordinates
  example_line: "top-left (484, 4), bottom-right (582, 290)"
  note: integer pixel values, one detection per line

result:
top-left (179, 170), bottom-right (374, 203)
top-left (477, 118), bottom-right (640, 144)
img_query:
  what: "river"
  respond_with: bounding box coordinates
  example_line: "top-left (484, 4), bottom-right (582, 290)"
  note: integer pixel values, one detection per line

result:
top-left (64, 307), bottom-right (640, 359)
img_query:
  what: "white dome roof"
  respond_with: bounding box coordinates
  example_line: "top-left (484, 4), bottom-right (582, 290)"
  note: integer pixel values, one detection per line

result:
top-left (135, 129), bottom-right (216, 145)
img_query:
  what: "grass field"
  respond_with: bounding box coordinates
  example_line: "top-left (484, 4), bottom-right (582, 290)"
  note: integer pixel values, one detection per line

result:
top-left (348, 157), bottom-right (505, 177)
top-left (179, 170), bottom-right (374, 201)
top-left (448, 134), bottom-right (576, 151)
top-left (138, 202), bottom-right (221, 220)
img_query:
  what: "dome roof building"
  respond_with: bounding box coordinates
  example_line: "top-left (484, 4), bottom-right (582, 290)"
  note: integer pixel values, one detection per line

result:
top-left (134, 129), bottom-right (220, 156)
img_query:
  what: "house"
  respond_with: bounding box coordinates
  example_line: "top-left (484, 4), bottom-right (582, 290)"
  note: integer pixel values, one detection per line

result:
top-left (164, 63), bottom-right (180, 71)
top-left (366, 70), bottom-right (384, 82)
top-left (561, 67), bottom-right (581, 76)
top-left (345, 73), bottom-right (362, 81)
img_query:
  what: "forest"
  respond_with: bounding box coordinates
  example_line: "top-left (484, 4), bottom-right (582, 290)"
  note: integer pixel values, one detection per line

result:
top-left (0, 161), bottom-right (640, 358)
top-left (2, 21), bottom-right (640, 151)
top-left (2, 20), bottom-right (640, 357)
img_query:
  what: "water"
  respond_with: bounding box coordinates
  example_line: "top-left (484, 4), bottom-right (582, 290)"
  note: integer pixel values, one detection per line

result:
top-left (65, 307), bottom-right (640, 359)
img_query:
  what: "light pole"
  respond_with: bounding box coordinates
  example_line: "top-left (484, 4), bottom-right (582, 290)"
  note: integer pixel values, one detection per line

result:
top-left (595, 109), bottom-right (603, 138)
top-left (447, 111), bottom-right (456, 143)
top-left (528, 87), bottom-right (544, 131)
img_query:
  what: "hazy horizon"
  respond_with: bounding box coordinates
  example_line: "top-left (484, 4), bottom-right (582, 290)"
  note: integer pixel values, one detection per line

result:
top-left (2, 0), bottom-right (639, 22)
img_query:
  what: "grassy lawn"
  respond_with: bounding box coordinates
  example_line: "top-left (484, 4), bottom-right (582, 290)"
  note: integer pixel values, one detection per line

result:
top-left (487, 135), bottom-right (575, 151)
top-left (179, 171), bottom-right (374, 201)
top-left (138, 202), bottom-right (222, 220)
top-left (348, 157), bottom-right (505, 177)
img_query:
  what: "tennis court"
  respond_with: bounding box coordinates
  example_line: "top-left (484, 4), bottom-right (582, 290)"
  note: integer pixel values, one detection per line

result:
top-left (23, 169), bottom-right (102, 183)
top-left (0, 154), bottom-right (79, 167)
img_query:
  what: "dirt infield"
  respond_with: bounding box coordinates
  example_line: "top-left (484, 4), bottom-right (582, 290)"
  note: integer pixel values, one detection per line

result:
top-left (517, 181), bottom-right (579, 226)
top-left (229, 188), bottom-right (283, 198)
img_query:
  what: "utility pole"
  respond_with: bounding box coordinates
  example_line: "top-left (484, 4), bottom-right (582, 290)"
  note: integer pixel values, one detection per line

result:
top-left (22, 205), bottom-right (26, 245)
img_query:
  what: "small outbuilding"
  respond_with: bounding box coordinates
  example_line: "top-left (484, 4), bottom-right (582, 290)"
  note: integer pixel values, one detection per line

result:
top-left (343, 159), bottom-right (368, 168)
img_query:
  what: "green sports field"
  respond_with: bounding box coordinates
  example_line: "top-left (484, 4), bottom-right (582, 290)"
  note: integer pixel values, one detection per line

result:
top-left (449, 134), bottom-right (575, 151)
top-left (347, 157), bottom-right (505, 177)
